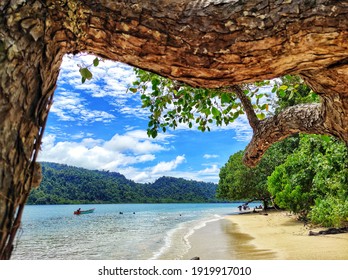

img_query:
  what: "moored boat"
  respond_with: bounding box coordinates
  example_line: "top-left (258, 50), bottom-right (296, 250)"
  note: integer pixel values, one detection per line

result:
top-left (74, 208), bottom-right (95, 215)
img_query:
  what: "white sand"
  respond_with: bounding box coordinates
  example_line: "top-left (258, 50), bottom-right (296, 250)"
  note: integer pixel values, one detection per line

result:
top-left (183, 211), bottom-right (348, 260)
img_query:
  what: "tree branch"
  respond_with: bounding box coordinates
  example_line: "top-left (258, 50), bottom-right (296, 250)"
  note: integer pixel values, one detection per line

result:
top-left (228, 85), bottom-right (259, 132)
top-left (73, 1), bottom-right (348, 88)
top-left (243, 103), bottom-right (328, 167)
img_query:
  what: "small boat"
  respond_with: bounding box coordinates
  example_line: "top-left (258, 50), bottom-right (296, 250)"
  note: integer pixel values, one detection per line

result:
top-left (74, 208), bottom-right (95, 215)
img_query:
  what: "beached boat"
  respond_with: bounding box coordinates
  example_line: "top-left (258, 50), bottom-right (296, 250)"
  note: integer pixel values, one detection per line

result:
top-left (74, 208), bottom-right (95, 215)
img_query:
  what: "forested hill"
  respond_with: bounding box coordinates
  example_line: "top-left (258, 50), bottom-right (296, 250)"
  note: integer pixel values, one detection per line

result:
top-left (27, 162), bottom-right (219, 204)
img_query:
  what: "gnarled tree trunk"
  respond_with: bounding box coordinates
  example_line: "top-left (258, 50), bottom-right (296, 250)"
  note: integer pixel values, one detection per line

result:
top-left (1, 0), bottom-right (348, 259)
top-left (0, 0), bottom-right (66, 259)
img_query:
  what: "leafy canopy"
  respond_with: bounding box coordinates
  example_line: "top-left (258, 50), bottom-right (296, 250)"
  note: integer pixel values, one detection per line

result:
top-left (78, 57), bottom-right (318, 139)
top-left (129, 68), bottom-right (272, 138)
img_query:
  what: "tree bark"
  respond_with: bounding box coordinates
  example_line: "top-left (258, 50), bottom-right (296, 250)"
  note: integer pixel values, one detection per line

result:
top-left (1, 0), bottom-right (348, 259)
top-left (243, 103), bottom-right (328, 166)
top-left (0, 0), bottom-right (66, 259)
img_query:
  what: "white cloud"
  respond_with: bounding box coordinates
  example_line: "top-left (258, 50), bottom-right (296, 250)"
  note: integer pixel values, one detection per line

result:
top-left (38, 130), bottom-right (186, 181)
top-left (198, 164), bottom-right (220, 175)
top-left (50, 89), bottom-right (115, 123)
top-left (39, 132), bottom-right (222, 183)
top-left (116, 155), bottom-right (201, 183)
top-left (38, 130), bottom-right (168, 169)
top-left (151, 155), bottom-right (186, 174)
top-left (203, 154), bottom-right (219, 159)
top-left (104, 134), bottom-right (165, 155)
top-left (70, 132), bottom-right (94, 140)
top-left (220, 114), bottom-right (252, 142)
top-left (56, 54), bottom-right (143, 121)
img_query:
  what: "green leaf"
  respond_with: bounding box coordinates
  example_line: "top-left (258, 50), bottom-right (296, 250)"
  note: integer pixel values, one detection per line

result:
top-left (93, 57), bottom-right (99, 67)
top-left (278, 89), bottom-right (286, 98)
top-left (212, 107), bottom-right (221, 117)
top-left (257, 113), bottom-right (266, 120)
top-left (202, 108), bottom-right (211, 116)
top-left (260, 104), bottom-right (269, 110)
top-left (221, 93), bottom-right (230, 104)
top-left (129, 88), bottom-right (138, 93)
top-left (289, 91), bottom-right (294, 100)
top-left (150, 129), bottom-right (158, 138)
top-left (279, 85), bottom-right (288, 91)
top-left (152, 78), bottom-right (160, 89)
top-left (79, 67), bottom-right (93, 80)
top-left (233, 112), bottom-right (240, 119)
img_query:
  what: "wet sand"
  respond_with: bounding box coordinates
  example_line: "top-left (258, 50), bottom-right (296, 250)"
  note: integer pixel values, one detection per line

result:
top-left (183, 211), bottom-right (348, 260)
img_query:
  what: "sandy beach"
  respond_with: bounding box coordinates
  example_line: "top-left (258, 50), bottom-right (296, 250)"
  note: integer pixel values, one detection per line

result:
top-left (183, 210), bottom-right (348, 260)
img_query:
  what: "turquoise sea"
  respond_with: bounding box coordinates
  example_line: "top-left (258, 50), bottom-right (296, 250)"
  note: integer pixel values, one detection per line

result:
top-left (11, 203), bottom-right (258, 260)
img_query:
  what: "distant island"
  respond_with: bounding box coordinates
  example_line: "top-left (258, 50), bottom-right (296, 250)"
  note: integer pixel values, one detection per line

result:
top-left (27, 162), bottom-right (220, 204)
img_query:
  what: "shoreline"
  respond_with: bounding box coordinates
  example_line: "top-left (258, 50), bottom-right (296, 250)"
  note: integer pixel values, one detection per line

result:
top-left (183, 210), bottom-right (348, 260)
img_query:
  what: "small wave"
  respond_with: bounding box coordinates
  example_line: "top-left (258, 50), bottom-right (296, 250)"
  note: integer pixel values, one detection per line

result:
top-left (150, 214), bottom-right (224, 260)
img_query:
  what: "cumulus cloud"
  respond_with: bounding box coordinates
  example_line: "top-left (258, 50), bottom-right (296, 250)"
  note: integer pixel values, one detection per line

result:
top-left (39, 131), bottom-right (222, 183)
top-left (104, 133), bottom-right (165, 155)
top-left (151, 155), bottom-right (186, 174)
top-left (38, 130), bottom-right (168, 168)
top-left (38, 130), bottom-right (189, 182)
top-left (118, 155), bottom-right (193, 183)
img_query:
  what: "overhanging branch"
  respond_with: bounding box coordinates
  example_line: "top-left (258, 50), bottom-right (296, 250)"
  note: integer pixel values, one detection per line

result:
top-left (228, 85), bottom-right (259, 132)
top-left (243, 103), bottom-right (328, 167)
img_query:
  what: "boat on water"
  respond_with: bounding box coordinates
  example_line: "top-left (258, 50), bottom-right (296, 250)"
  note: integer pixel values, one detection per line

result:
top-left (74, 208), bottom-right (95, 215)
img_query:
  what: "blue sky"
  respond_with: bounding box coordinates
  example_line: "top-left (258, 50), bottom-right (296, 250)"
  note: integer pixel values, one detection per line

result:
top-left (38, 54), bottom-right (252, 183)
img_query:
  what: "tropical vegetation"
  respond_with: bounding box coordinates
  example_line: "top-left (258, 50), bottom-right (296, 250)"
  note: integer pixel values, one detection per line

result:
top-left (268, 134), bottom-right (348, 227)
top-left (28, 162), bottom-right (219, 205)
top-left (216, 76), bottom-right (348, 227)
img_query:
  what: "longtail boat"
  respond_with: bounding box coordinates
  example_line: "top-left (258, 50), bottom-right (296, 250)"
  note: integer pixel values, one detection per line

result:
top-left (74, 208), bottom-right (95, 215)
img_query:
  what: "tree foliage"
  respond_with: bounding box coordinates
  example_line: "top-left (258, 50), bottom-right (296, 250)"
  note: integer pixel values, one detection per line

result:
top-left (271, 75), bottom-right (319, 114)
top-left (129, 68), bottom-right (271, 138)
top-left (268, 134), bottom-right (348, 226)
top-left (217, 136), bottom-right (299, 208)
top-left (28, 162), bottom-right (219, 204)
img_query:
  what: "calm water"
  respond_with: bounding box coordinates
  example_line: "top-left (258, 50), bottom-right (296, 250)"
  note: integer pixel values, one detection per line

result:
top-left (12, 203), bottom-right (253, 260)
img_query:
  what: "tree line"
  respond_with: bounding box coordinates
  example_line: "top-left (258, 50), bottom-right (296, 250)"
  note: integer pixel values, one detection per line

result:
top-left (28, 162), bottom-right (219, 204)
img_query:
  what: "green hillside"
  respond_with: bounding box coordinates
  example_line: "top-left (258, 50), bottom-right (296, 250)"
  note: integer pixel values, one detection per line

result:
top-left (27, 162), bottom-right (219, 204)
